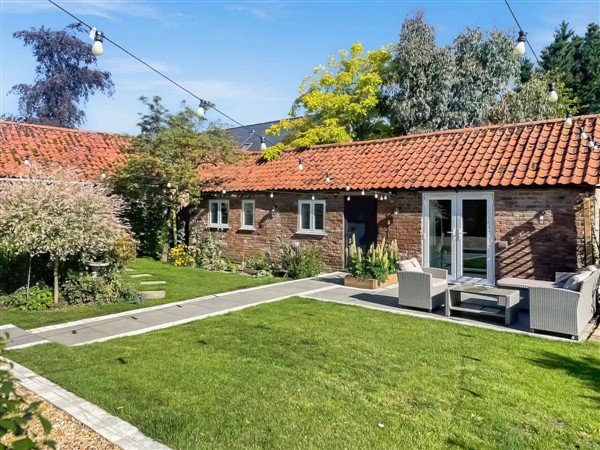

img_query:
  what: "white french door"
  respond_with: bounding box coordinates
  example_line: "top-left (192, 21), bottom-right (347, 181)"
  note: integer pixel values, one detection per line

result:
top-left (423, 192), bottom-right (494, 285)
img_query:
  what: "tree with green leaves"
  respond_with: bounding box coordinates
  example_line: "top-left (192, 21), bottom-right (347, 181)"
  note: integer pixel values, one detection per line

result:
top-left (541, 21), bottom-right (600, 114)
top-left (4, 23), bottom-right (114, 128)
top-left (263, 43), bottom-right (391, 160)
top-left (112, 96), bottom-right (240, 257)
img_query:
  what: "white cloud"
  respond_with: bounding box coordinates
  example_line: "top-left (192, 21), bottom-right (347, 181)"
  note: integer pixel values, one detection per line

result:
top-left (226, 1), bottom-right (283, 20)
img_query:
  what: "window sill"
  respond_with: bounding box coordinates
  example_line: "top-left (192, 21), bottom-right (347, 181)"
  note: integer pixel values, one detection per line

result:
top-left (239, 226), bottom-right (256, 231)
top-left (295, 230), bottom-right (327, 236)
top-left (207, 225), bottom-right (229, 230)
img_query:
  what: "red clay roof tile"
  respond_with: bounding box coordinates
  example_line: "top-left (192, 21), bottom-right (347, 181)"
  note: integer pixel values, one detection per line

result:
top-left (0, 121), bottom-right (129, 179)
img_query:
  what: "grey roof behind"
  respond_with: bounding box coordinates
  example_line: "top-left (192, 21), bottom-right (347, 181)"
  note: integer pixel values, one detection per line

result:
top-left (226, 119), bottom-right (292, 151)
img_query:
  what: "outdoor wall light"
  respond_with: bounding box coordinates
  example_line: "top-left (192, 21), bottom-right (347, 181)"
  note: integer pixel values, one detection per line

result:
top-left (548, 83), bottom-right (559, 102)
top-left (537, 210), bottom-right (546, 224)
top-left (90, 28), bottom-right (104, 56)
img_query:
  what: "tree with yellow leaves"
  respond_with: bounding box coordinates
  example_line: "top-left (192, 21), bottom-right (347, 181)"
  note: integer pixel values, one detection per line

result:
top-left (263, 43), bottom-right (391, 160)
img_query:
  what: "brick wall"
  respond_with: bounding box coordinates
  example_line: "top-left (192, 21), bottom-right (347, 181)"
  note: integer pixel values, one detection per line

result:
top-left (495, 187), bottom-right (591, 280)
top-left (191, 193), bottom-right (346, 270)
top-left (192, 187), bottom-right (593, 279)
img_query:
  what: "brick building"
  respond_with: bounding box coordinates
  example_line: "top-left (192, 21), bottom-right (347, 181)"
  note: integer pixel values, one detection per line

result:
top-left (198, 115), bottom-right (600, 284)
top-left (2, 116), bottom-right (599, 285)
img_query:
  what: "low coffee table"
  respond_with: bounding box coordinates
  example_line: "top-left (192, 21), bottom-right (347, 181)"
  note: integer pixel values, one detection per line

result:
top-left (445, 284), bottom-right (520, 325)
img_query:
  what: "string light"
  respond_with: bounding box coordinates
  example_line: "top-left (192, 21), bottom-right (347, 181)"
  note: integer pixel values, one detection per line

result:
top-left (195, 100), bottom-right (213, 119)
top-left (548, 83), bottom-right (559, 102)
top-left (269, 191), bottom-right (274, 199)
top-left (166, 182), bottom-right (172, 188)
top-left (260, 137), bottom-right (268, 151)
top-left (222, 189), bottom-right (227, 195)
top-left (90, 28), bottom-right (104, 56)
top-left (24, 155), bottom-right (30, 166)
top-left (298, 159), bottom-right (304, 171)
top-left (345, 183), bottom-right (350, 191)
top-left (383, 194), bottom-right (388, 201)
top-left (100, 171), bottom-right (107, 180)
top-left (46, 0), bottom-right (276, 146)
top-left (513, 29), bottom-right (527, 57)
top-left (311, 194), bottom-right (315, 200)
top-left (361, 189), bottom-right (365, 196)
top-left (564, 112), bottom-right (573, 127)
top-left (346, 196), bottom-right (351, 201)
top-left (325, 173), bottom-right (331, 183)
top-left (580, 127), bottom-right (588, 141)
top-left (374, 193), bottom-right (378, 199)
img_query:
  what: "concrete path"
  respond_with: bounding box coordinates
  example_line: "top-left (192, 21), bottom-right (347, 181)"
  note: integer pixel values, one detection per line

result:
top-left (6, 274), bottom-right (342, 349)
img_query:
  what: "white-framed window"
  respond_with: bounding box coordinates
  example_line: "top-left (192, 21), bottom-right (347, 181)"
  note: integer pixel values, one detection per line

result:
top-left (298, 200), bottom-right (326, 234)
top-left (208, 199), bottom-right (229, 228)
top-left (241, 199), bottom-right (255, 230)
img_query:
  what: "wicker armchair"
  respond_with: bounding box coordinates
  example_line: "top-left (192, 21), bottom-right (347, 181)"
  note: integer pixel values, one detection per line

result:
top-left (397, 258), bottom-right (448, 312)
top-left (529, 270), bottom-right (600, 340)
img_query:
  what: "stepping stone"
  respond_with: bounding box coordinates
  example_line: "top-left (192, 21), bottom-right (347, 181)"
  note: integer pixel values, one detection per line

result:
top-left (124, 268), bottom-right (136, 272)
top-left (130, 274), bottom-right (152, 278)
top-left (140, 280), bottom-right (166, 285)
top-left (139, 291), bottom-right (166, 300)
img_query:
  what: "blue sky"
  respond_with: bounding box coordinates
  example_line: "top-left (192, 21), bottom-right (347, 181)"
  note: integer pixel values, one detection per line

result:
top-left (1, 0), bottom-right (598, 135)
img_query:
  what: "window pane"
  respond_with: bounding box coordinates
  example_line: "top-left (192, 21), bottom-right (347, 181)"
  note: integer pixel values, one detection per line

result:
top-left (210, 202), bottom-right (219, 224)
top-left (220, 202), bottom-right (229, 225)
top-left (314, 203), bottom-right (325, 230)
top-left (300, 203), bottom-right (311, 229)
top-left (243, 202), bottom-right (254, 227)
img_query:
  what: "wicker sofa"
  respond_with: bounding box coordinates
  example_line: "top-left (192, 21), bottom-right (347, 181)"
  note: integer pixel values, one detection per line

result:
top-left (499, 268), bottom-right (599, 340)
top-left (396, 258), bottom-right (448, 312)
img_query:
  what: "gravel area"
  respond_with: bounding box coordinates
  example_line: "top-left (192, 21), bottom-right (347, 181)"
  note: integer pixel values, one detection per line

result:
top-left (12, 384), bottom-right (120, 450)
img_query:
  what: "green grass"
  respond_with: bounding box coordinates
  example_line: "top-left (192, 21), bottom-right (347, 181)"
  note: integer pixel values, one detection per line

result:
top-left (8, 298), bottom-right (600, 449)
top-left (0, 258), bottom-right (280, 329)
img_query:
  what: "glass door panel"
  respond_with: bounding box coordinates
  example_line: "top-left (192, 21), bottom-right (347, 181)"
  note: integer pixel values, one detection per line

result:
top-left (428, 199), bottom-right (453, 273)
top-left (460, 199), bottom-right (488, 280)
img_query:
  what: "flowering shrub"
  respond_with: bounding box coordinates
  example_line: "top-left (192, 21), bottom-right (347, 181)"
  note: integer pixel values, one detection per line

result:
top-left (1, 284), bottom-right (53, 311)
top-left (188, 232), bottom-right (228, 271)
top-left (168, 244), bottom-right (195, 267)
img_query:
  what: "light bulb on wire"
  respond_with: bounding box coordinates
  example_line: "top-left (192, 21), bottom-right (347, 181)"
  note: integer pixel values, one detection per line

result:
top-left (548, 83), bottom-right (558, 102)
top-left (89, 28), bottom-right (104, 56)
top-left (260, 137), bottom-right (267, 151)
top-left (513, 30), bottom-right (527, 57)
top-left (580, 127), bottom-right (588, 141)
top-left (564, 112), bottom-right (573, 127)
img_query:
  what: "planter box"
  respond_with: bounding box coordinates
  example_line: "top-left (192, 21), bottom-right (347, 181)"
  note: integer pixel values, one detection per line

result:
top-left (344, 273), bottom-right (398, 290)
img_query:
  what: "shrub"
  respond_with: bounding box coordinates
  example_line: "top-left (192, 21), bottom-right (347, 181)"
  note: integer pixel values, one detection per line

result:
top-left (189, 232), bottom-right (228, 271)
top-left (0, 339), bottom-right (55, 450)
top-left (1, 284), bottom-right (53, 311)
top-left (243, 251), bottom-right (271, 273)
top-left (61, 272), bottom-right (138, 305)
top-left (276, 244), bottom-right (323, 279)
top-left (106, 235), bottom-right (137, 269)
top-left (168, 244), bottom-right (195, 267)
top-left (347, 236), bottom-right (398, 283)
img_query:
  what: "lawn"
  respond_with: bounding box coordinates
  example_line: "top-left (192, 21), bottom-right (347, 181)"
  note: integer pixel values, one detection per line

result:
top-left (0, 258), bottom-right (280, 329)
top-left (8, 298), bottom-right (600, 449)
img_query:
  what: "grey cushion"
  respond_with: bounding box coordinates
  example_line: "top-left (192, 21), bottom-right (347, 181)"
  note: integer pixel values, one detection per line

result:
top-left (398, 258), bottom-right (423, 272)
top-left (581, 265), bottom-right (597, 272)
top-left (497, 278), bottom-right (558, 289)
top-left (563, 270), bottom-right (593, 291)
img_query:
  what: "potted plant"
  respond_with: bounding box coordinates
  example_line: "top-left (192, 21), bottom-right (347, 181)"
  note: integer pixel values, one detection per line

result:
top-left (345, 236), bottom-right (399, 289)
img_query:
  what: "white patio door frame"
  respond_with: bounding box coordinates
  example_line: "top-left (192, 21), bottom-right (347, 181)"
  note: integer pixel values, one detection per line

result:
top-left (422, 192), bottom-right (495, 285)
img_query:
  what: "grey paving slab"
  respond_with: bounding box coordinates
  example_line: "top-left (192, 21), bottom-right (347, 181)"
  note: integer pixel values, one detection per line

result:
top-left (130, 273), bottom-right (152, 278)
top-left (140, 280), bottom-right (167, 285)
top-left (133, 309), bottom-right (188, 327)
top-left (139, 290), bottom-right (166, 300)
top-left (40, 327), bottom-right (112, 346)
top-left (88, 317), bottom-right (155, 335)
top-left (6, 334), bottom-right (49, 348)
top-left (162, 302), bottom-right (223, 317)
